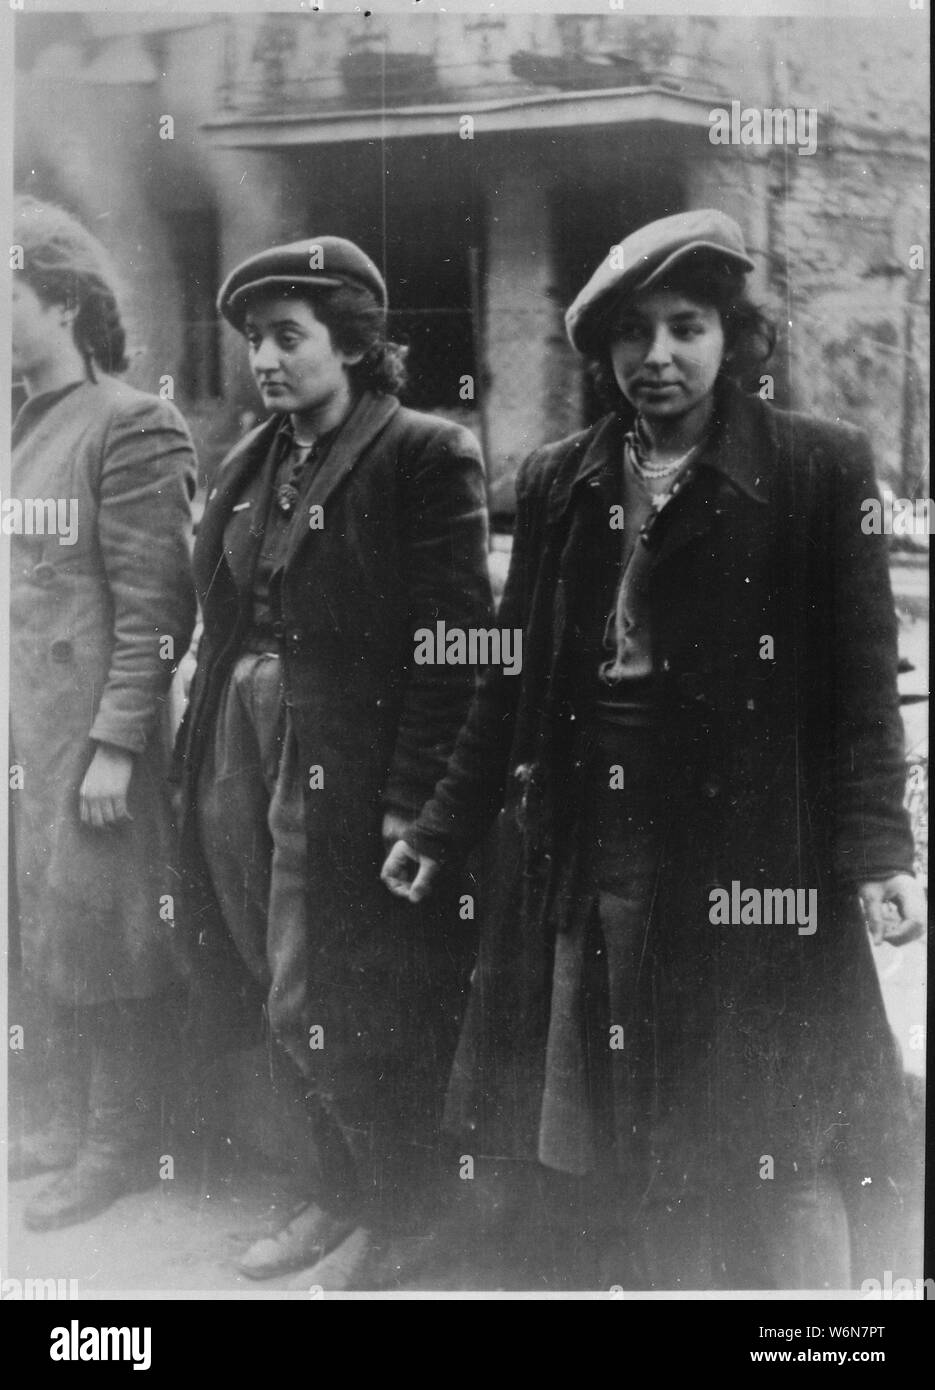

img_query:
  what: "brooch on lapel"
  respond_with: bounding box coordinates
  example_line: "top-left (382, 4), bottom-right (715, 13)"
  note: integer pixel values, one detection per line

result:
top-left (275, 439), bottom-right (319, 517)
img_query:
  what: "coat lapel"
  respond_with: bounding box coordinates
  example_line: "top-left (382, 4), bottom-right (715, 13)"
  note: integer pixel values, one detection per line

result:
top-left (647, 383), bottom-right (773, 575)
top-left (544, 418), bottom-right (622, 688)
top-left (540, 386), bottom-right (777, 672)
top-left (546, 414), bottom-right (622, 528)
top-left (11, 381), bottom-right (90, 495)
top-left (196, 416), bottom-right (281, 601)
top-left (275, 391), bottom-right (400, 575)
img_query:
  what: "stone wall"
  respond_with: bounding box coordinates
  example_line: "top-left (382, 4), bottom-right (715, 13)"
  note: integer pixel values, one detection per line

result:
top-left (13, 10), bottom-right (929, 498)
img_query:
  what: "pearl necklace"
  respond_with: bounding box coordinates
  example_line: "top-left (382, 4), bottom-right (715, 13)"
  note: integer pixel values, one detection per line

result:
top-left (629, 447), bottom-right (699, 514)
top-left (633, 453), bottom-right (693, 483)
top-left (631, 441), bottom-right (699, 481)
top-left (629, 415), bottom-right (703, 479)
top-left (625, 442), bottom-right (699, 518)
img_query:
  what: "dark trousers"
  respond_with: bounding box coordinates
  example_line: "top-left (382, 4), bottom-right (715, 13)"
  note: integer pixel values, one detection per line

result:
top-left (196, 651), bottom-right (361, 1216)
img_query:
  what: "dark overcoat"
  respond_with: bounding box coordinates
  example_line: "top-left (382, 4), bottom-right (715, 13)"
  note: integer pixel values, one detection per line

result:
top-left (408, 381), bottom-right (914, 1197)
top-left (9, 377), bottom-right (197, 1004)
top-left (175, 390), bottom-right (492, 1135)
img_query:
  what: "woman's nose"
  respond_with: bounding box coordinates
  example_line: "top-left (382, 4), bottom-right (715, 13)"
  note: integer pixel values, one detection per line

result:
top-left (251, 338), bottom-right (279, 372)
top-left (644, 330), bottom-right (673, 365)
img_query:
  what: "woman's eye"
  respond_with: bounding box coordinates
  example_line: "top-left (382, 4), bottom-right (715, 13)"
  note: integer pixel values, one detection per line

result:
top-left (278, 333), bottom-right (299, 349)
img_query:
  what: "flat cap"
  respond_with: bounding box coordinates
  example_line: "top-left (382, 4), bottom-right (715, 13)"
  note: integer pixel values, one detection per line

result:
top-left (565, 208), bottom-right (754, 353)
top-left (218, 236), bottom-right (387, 328)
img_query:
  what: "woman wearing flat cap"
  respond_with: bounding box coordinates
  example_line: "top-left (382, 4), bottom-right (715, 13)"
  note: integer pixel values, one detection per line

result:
top-left (383, 208), bottom-right (925, 1289)
top-left (174, 235), bottom-right (492, 1282)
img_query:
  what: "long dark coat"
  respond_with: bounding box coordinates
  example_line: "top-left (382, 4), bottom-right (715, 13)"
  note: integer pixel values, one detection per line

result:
top-left (9, 377), bottom-right (197, 1004)
top-left (175, 390), bottom-right (492, 1137)
top-left (408, 381), bottom-right (914, 1199)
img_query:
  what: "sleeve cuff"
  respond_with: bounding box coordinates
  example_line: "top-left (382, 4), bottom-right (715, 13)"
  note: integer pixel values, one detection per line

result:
top-left (404, 824), bottom-right (456, 866)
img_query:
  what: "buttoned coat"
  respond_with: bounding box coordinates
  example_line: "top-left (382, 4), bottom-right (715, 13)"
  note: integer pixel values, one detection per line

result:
top-left (408, 381), bottom-right (915, 1199)
top-left (9, 377), bottom-right (197, 1004)
top-left (175, 390), bottom-right (492, 1135)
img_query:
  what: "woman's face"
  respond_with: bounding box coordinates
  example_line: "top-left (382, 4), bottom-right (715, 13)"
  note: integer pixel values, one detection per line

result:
top-left (11, 280), bottom-right (73, 379)
top-left (608, 289), bottom-right (726, 423)
top-left (243, 295), bottom-right (360, 421)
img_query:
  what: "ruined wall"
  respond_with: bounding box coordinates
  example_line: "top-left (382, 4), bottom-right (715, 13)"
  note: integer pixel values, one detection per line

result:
top-left (762, 17), bottom-right (929, 491)
top-left (13, 11), bottom-right (929, 496)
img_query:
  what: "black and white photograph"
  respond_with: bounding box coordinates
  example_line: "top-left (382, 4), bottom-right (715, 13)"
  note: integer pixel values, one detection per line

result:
top-left (0, 0), bottom-right (929, 1312)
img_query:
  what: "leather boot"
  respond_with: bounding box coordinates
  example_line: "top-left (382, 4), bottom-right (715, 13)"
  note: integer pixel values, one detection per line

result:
top-left (9, 1006), bottom-right (91, 1181)
top-left (24, 998), bottom-right (161, 1232)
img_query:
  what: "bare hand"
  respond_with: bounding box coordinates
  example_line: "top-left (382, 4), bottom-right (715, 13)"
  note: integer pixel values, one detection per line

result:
top-left (381, 839), bottom-right (442, 903)
top-left (79, 744), bottom-right (135, 830)
top-left (859, 874), bottom-right (927, 947)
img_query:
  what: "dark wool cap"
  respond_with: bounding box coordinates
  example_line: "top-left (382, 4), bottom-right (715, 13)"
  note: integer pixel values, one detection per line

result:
top-left (218, 236), bottom-right (387, 328)
top-left (565, 208), bottom-right (754, 353)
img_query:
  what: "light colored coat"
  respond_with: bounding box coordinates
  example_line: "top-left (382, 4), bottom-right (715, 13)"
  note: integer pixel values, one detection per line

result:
top-left (9, 376), bottom-right (197, 1004)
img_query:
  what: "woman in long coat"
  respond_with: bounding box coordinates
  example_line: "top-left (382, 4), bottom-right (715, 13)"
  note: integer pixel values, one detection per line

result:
top-left (383, 209), bottom-right (926, 1290)
top-left (174, 237), bottom-right (492, 1280)
top-left (9, 197), bottom-right (197, 1229)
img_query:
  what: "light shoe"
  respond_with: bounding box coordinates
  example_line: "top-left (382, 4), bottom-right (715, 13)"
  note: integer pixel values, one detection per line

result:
top-left (236, 1203), bottom-right (358, 1280)
top-left (291, 1225), bottom-right (376, 1292)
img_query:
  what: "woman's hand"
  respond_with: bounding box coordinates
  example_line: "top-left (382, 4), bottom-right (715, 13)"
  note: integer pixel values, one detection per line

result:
top-left (79, 744), bottom-right (135, 829)
top-left (859, 874), bottom-right (927, 946)
top-left (381, 839), bottom-right (442, 903)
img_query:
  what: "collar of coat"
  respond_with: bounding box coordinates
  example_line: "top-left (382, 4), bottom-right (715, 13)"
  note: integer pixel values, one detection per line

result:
top-left (547, 379), bottom-right (774, 526)
top-left (208, 388), bottom-right (401, 522)
top-left (12, 378), bottom-right (88, 441)
top-left (196, 390), bottom-right (402, 593)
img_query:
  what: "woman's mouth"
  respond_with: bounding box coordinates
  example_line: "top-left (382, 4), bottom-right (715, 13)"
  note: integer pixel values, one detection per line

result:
top-left (637, 381), bottom-right (680, 395)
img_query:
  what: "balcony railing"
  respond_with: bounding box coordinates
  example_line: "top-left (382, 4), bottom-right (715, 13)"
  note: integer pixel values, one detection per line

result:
top-left (215, 14), bottom-right (728, 118)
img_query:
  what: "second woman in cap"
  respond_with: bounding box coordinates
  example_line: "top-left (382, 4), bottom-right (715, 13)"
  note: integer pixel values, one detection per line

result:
top-left (175, 236), bottom-right (493, 1283)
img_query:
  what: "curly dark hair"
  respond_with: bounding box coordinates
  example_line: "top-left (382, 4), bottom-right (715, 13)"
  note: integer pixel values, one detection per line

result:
top-left (242, 280), bottom-right (409, 396)
top-left (13, 195), bottom-right (129, 376)
top-left (585, 257), bottom-right (776, 409)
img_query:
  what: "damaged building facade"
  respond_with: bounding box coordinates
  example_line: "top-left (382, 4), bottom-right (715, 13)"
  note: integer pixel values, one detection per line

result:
top-left (14, 9), bottom-right (929, 513)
